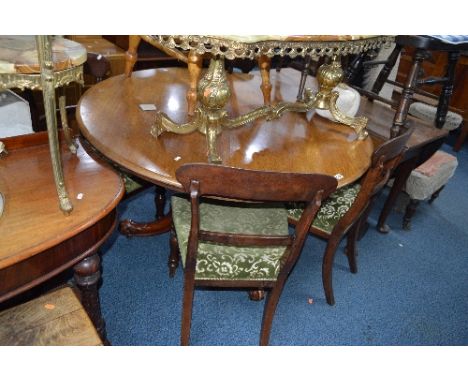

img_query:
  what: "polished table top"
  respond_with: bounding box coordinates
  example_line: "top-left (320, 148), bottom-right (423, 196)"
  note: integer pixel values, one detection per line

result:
top-left (77, 68), bottom-right (374, 190)
top-left (0, 132), bottom-right (124, 268)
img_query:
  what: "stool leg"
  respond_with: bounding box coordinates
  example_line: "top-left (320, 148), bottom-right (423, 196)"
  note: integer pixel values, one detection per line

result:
top-left (371, 44), bottom-right (402, 95)
top-left (344, 51), bottom-right (366, 85)
top-left (436, 51), bottom-right (460, 129)
top-left (391, 48), bottom-right (425, 138)
top-left (403, 198), bottom-right (420, 231)
top-left (454, 121), bottom-right (468, 152)
top-left (429, 185), bottom-right (445, 204)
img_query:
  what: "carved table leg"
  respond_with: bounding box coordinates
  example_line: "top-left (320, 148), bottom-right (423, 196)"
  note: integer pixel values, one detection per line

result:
top-left (258, 55), bottom-right (272, 105)
top-left (36, 35), bottom-right (73, 214)
top-left (74, 252), bottom-right (108, 344)
top-left (403, 198), bottom-right (420, 231)
top-left (58, 90), bottom-right (78, 154)
top-left (119, 213), bottom-right (172, 237)
top-left (125, 35), bottom-right (141, 77)
top-left (187, 50), bottom-right (203, 116)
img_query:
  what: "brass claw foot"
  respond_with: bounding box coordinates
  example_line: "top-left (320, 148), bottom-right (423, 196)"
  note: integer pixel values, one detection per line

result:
top-left (329, 92), bottom-right (368, 140)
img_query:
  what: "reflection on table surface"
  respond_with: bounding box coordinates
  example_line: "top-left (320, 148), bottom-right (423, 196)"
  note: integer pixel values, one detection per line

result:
top-left (77, 67), bottom-right (374, 191)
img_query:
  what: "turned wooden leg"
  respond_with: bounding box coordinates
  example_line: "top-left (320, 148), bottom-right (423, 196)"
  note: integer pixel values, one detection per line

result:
top-left (322, 237), bottom-right (341, 306)
top-left (403, 198), bottom-right (420, 231)
top-left (371, 44), bottom-right (402, 95)
top-left (168, 227), bottom-right (180, 278)
top-left (125, 35), bottom-right (141, 77)
top-left (454, 122), bottom-right (467, 152)
top-left (154, 186), bottom-right (166, 220)
top-left (258, 55), bottom-right (272, 105)
top-left (435, 51), bottom-right (459, 129)
top-left (187, 50), bottom-right (203, 116)
top-left (390, 48), bottom-right (425, 138)
top-left (248, 289), bottom-right (265, 301)
top-left (429, 185), bottom-right (445, 204)
top-left (74, 252), bottom-right (107, 344)
top-left (297, 56), bottom-right (311, 101)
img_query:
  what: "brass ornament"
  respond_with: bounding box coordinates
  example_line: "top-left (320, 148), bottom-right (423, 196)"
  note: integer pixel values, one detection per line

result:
top-left (151, 35), bottom-right (393, 162)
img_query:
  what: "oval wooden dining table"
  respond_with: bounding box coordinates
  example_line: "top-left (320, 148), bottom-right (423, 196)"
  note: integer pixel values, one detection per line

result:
top-left (77, 67), bottom-right (374, 236)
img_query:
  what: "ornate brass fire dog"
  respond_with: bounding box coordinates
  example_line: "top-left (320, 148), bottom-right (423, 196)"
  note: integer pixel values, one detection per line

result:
top-left (150, 35), bottom-right (393, 163)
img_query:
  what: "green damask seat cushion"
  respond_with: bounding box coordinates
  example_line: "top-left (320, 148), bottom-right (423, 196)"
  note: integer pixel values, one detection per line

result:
top-left (288, 183), bottom-right (361, 235)
top-left (171, 195), bottom-right (288, 281)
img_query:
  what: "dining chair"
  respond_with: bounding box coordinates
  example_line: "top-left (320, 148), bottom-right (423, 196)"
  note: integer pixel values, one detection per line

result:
top-left (168, 163), bottom-right (337, 345)
top-left (287, 128), bottom-right (413, 306)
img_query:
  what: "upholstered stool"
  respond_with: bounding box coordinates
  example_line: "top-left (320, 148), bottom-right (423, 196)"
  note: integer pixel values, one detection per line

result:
top-left (403, 150), bottom-right (458, 230)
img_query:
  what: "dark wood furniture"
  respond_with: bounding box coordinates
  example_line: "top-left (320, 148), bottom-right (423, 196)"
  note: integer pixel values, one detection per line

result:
top-left (77, 68), bottom-right (374, 237)
top-left (0, 132), bottom-right (124, 343)
top-left (357, 100), bottom-right (449, 233)
top-left (0, 286), bottom-right (102, 345)
top-left (288, 129), bottom-right (412, 305)
top-left (369, 35), bottom-right (468, 137)
top-left (171, 163), bottom-right (337, 345)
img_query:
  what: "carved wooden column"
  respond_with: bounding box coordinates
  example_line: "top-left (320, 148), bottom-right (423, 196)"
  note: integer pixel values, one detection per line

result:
top-left (125, 35), bottom-right (142, 77)
top-left (187, 51), bottom-right (203, 116)
top-left (73, 252), bottom-right (107, 344)
top-left (258, 55), bottom-right (272, 105)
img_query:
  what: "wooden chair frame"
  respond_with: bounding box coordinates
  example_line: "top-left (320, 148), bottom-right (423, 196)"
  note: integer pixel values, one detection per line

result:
top-left (170, 163), bottom-right (337, 345)
top-left (289, 129), bottom-right (413, 306)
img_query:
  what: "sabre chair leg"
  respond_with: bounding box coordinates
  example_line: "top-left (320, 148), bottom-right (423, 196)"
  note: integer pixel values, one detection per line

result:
top-left (168, 227), bottom-right (180, 278)
top-left (322, 237), bottom-right (341, 306)
top-left (259, 282), bottom-right (285, 346)
top-left (180, 273), bottom-right (196, 346)
top-left (345, 223), bottom-right (359, 274)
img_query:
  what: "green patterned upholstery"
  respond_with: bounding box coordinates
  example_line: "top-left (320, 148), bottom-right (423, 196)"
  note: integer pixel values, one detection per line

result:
top-left (288, 183), bottom-right (361, 235)
top-left (171, 195), bottom-right (289, 281)
top-left (122, 173), bottom-right (144, 194)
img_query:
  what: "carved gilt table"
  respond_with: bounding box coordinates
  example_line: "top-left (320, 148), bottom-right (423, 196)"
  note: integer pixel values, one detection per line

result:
top-left (139, 35), bottom-right (392, 163)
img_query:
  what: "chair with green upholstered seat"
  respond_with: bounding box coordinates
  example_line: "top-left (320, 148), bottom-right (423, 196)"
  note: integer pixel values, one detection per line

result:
top-left (169, 163), bottom-right (337, 345)
top-left (288, 128), bottom-right (413, 306)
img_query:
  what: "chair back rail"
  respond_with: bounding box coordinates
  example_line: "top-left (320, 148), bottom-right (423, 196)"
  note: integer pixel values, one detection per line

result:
top-left (176, 163), bottom-right (337, 202)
